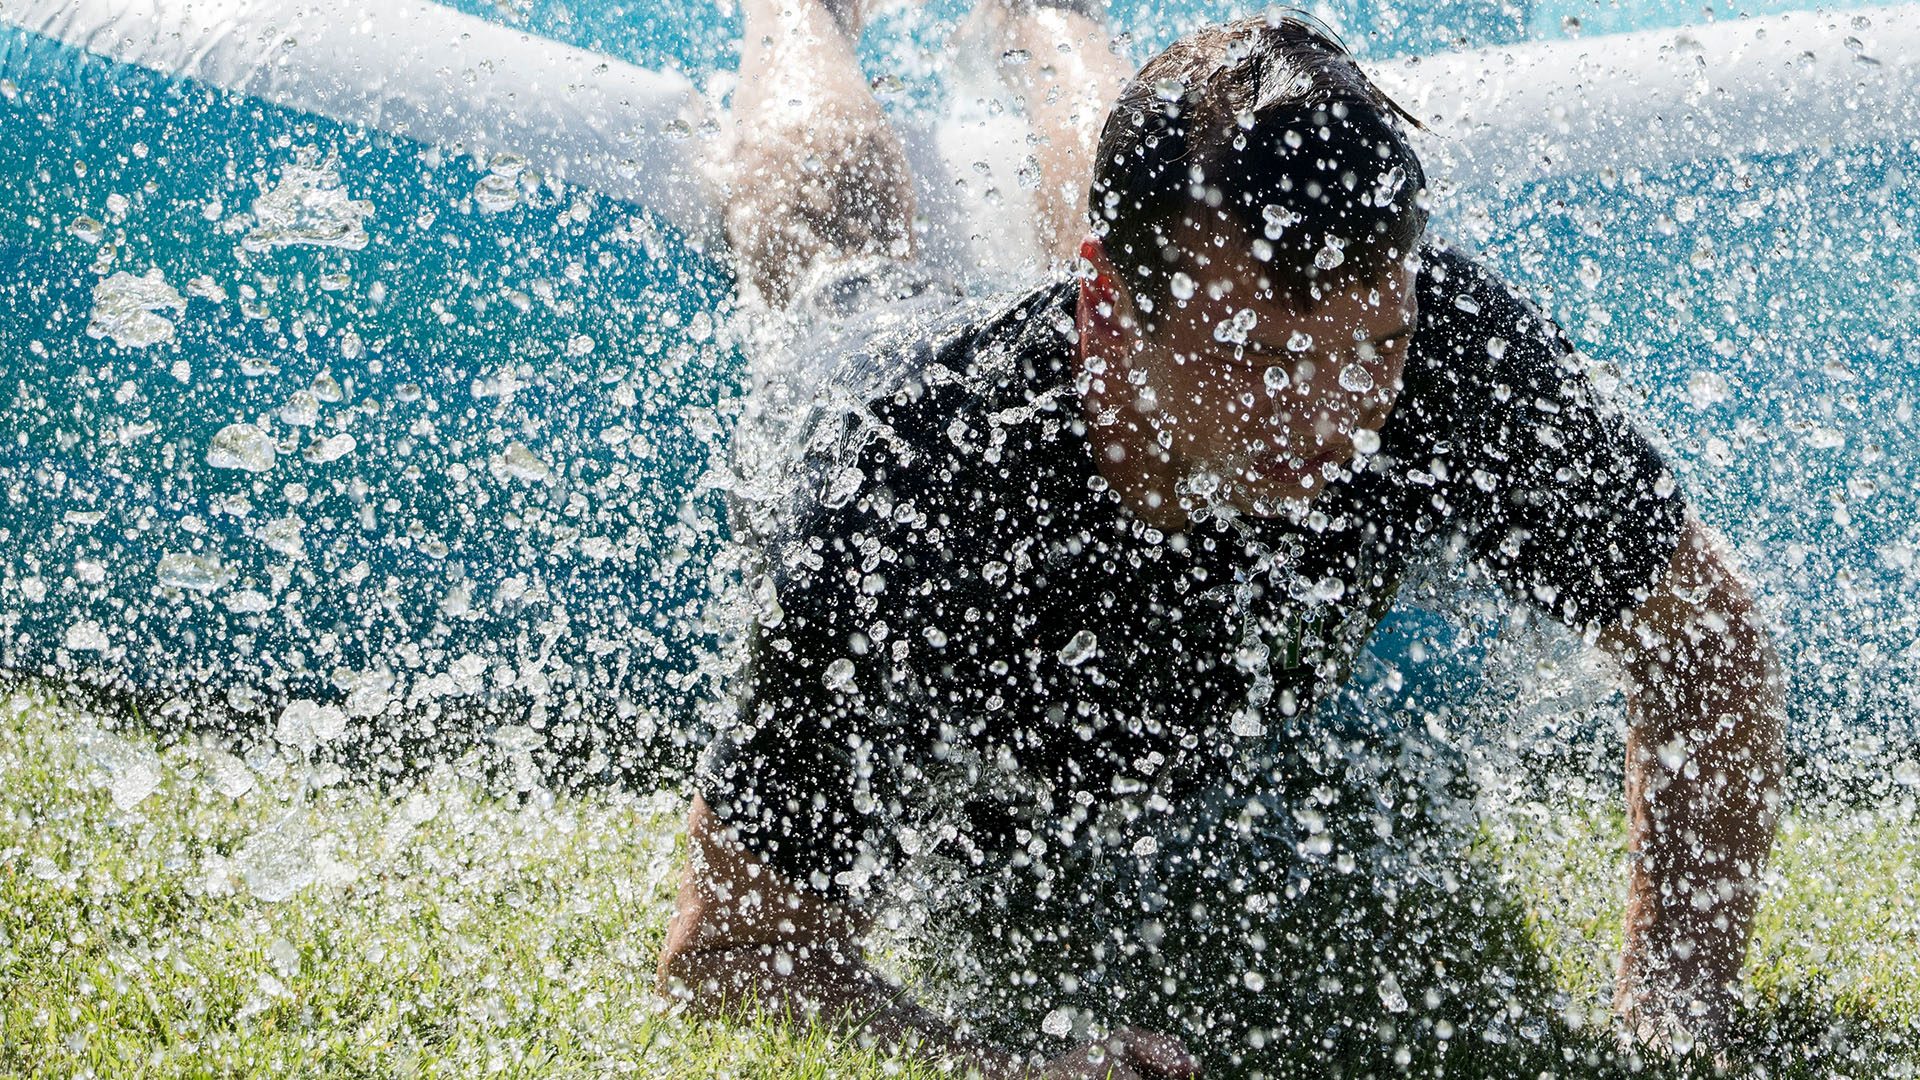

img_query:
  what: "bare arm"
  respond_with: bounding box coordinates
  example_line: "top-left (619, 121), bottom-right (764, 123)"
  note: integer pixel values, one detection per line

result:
top-left (658, 796), bottom-right (1198, 1079)
top-left (1598, 519), bottom-right (1785, 1039)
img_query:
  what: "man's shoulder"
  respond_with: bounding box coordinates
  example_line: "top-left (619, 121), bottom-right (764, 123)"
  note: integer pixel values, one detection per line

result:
top-left (821, 278), bottom-right (1082, 483)
top-left (860, 277), bottom-right (1080, 428)
top-left (1404, 241), bottom-right (1582, 404)
top-left (750, 277), bottom-right (1085, 563)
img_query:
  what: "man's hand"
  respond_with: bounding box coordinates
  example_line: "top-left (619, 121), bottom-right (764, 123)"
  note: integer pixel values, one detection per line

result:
top-left (1599, 518), bottom-right (1785, 1042)
top-left (658, 797), bottom-right (1202, 1078)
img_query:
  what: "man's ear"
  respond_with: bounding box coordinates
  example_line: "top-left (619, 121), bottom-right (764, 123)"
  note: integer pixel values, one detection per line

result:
top-left (1076, 237), bottom-right (1133, 357)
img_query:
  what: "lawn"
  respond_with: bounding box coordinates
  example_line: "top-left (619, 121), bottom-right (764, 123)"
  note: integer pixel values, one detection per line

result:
top-left (2, 688), bottom-right (1916, 1078)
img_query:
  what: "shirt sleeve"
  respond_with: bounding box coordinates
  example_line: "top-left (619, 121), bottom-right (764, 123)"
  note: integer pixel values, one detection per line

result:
top-left (697, 426), bottom-right (910, 902)
top-left (698, 373), bottom-right (1006, 905)
top-left (1420, 252), bottom-right (1687, 631)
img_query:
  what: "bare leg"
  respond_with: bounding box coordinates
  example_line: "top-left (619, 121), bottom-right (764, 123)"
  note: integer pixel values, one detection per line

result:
top-left (991, 7), bottom-right (1131, 264)
top-left (722, 0), bottom-right (916, 308)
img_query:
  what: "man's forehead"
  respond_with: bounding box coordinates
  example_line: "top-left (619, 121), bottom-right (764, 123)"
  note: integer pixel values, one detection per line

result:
top-left (1193, 254), bottom-right (1417, 323)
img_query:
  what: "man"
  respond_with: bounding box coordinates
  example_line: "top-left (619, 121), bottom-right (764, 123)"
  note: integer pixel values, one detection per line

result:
top-left (661, 2), bottom-right (1785, 1076)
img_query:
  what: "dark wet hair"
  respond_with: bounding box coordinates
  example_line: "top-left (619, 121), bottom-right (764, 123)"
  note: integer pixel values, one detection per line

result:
top-left (1089, 13), bottom-right (1427, 329)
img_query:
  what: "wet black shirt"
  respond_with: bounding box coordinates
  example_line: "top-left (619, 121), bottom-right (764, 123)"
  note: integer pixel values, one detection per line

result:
top-left (703, 243), bottom-right (1684, 901)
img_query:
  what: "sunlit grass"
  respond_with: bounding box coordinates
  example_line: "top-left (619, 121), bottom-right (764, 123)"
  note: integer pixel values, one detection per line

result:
top-left (4, 688), bottom-right (1917, 1077)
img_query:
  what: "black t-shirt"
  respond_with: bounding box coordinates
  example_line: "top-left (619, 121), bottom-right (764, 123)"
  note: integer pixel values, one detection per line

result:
top-left (703, 243), bottom-right (1684, 902)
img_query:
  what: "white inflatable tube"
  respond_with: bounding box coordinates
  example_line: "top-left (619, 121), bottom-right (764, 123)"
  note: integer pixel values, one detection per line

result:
top-left (1, 0), bottom-right (719, 243)
top-left (1374, 6), bottom-right (1920, 188)
top-left (5, 0), bottom-right (1919, 274)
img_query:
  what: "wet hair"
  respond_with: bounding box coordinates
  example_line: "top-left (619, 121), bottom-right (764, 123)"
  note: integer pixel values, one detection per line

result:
top-left (1089, 13), bottom-right (1427, 329)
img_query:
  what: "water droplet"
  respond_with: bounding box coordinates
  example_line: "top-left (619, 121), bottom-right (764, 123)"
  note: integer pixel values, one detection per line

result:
top-left (1685, 370), bottom-right (1730, 409)
top-left (241, 152), bottom-right (375, 251)
top-left (302, 432), bottom-right (357, 464)
top-left (258, 516), bottom-right (306, 558)
top-left (207, 423), bottom-right (278, 473)
top-left (204, 749), bottom-right (256, 799)
top-left (1168, 272), bottom-right (1196, 301)
top-left (495, 442), bottom-right (554, 484)
top-left (1263, 366), bottom-right (1290, 395)
top-left (1057, 629), bottom-right (1098, 667)
top-left (1001, 48), bottom-right (1032, 66)
top-left (1377, 973), bottom-right (1409, 1012)
top-left (78, 726), bottom-right (162, 811)
top-left (235, 810), bottom-right (316, 902)
top-left (157, 552), bottom-right (234, 594)
top-left (1577, 259), bottom-right (1602, 289)
top-left (64, 621), bottom-right (110, 652)
top-left (276, 700), bottom-right (347, 754)
top-left (67, 215), bottom-right (105, 244)
top-left (86, 269), bottom-right (185, 348)
top-left (823, 657), bottom-right (857, 692)
top-left (1561, 14), bottom-right (1581, 35)
top-left (869, 73), bottom-right (906, 96)
top-left (226, 589), bottom-right (273, 614)
top-left (473, 173), bottom-right (520, 212)
top-left (281, 390), bottom-right (321, 427)
top-left (821, 466), bottom-right (865, 509)
top-left (1352, 427), bottom-right (1382, 455)
top-left (1338, 363), bottom-right (1374, 393)
top-left (1286, 330), bottom-right (1313, 352)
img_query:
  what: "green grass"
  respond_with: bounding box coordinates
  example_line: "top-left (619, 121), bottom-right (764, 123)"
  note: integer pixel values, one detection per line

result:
top-left (3, 688), bottom-right (1918, 1078)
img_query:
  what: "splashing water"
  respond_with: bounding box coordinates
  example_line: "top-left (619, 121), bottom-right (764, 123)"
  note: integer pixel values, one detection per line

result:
top-left (4, 0), bottom-right (1920, 1074)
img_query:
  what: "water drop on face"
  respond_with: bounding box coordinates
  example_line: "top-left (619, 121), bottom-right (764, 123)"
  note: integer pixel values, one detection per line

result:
top-left (1263, 366), bottom-right (1290, 395)
top-left (1001, 48), bottom-right (1033, 66)
top-left (1352, 427), bottom-right (1382, 455)
top-left (1286, 331), bottom-right (1313, 353)
top-left (1338, 363), bottom-right (1374, 393)
top-left (1169, 272), bottom-right (1196, 301)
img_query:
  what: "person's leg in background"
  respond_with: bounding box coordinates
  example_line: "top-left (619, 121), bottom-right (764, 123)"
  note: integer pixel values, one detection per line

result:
top-left (721, 0), bottom-right (917, 307)
top-left (982, 1), bottom-right (1132, 264)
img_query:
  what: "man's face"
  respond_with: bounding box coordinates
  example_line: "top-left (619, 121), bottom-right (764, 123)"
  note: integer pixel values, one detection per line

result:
top-left (1082, 237), bottom-right (1418, 520)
